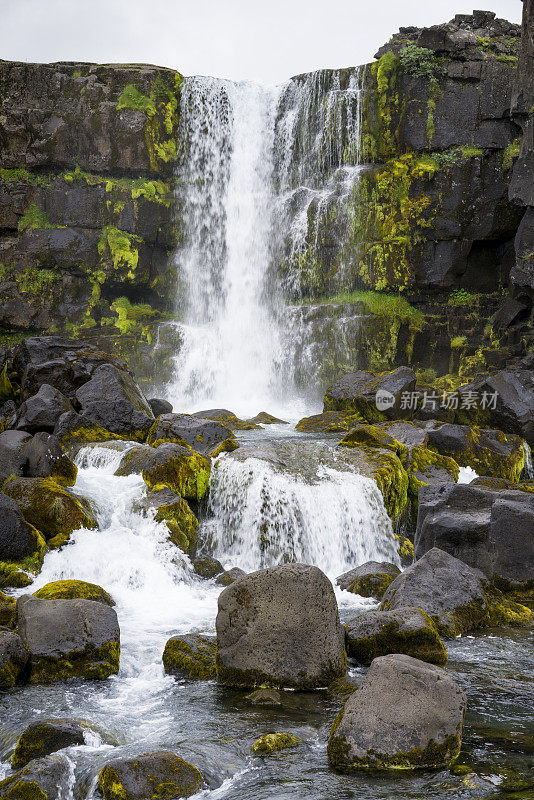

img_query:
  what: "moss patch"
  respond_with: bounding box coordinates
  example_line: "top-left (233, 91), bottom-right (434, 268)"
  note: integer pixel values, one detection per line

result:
top-left (33, 579), bottom-right (114, 606)
top-left (251, 732), bottom-right (300, 755)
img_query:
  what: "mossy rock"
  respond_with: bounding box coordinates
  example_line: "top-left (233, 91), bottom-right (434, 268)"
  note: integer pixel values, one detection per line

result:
top-left (339, 424), bottom-right (406, 458)
top-left (0, 563), bottom-right (34, 589)
top-left (191, 556), bottom-right (224, 579)
top-left (2, 477), bottom-right (97, 546)
top-left (12, 718), bottom-right (99, 769)
top-left (98, 751), bottom-right (202, 800)
top-left (192, 409), bottom-right (262, 431)
top-left (209, 438), bottom-right (239, 457)
top-left (141, 444), bottom-right (211, 501)
top-left (162, 633), bottom-right (216, 680)
top-left (249, 412), bottom-right (288, 425)
top-left (0, 754), bottom-right (71, 800)
top-left (133, 489), bottom-right (199, 555)
top-left (337, 561), bottom-right (401, 600)
top-left (295, 411), bottom-right (364, 433)
top-left (344, 607), bottom-right (448, 666)
top-left (0, 590), bottom-right (17, 627)
top-left (406, 445), bottom-right (459, 501)
top-left (251, 732), bottom-right (300, 755)
top-left (55, 413), bottom-right (123, 448)
top-left (33, 580), bottom-right (114, 606)
top-left (245, 688), bottom-right (283, 705)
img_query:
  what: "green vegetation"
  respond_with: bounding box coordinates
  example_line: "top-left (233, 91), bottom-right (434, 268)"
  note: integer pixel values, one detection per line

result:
top-left (447, 289), bottom-right (482, 306)
top-left (297, 289), bottom-right (424, 326)
top-left (98, 226), bottom-right (142, 279)
top-left (398, 45), bottom-right (444, 79)
top-left (451, 335), bottom-right (468, 349)
top-left (107, 296), bottom-right (161, 334)
top-left (502, 138), bottom-right (521, 171)
top-left (117, 85), bottom-right (157, 115)
top-left (63, 164), bottom-right (172, 206)
top-left (17, 204), bottom-right (57, 233)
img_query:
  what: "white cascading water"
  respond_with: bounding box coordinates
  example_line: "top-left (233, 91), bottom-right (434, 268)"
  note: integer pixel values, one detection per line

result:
top-left (166, 78), bottom-right (294, 418)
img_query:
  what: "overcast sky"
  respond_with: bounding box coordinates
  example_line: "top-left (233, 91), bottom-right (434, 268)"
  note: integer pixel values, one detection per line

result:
top-left (0, 0), bottom-right (523, 85)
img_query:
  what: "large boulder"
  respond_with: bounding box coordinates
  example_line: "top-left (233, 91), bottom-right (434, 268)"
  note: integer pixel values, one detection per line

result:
top-left (98, 752), bottom-right (202, 800)
top-left (426, 423), bottom-right (528, 482)
top-left (22, 432), bottom-right (77, 486)
top-left (336, 561), bottom-right (400, 599)
top-left (415, 483), bottom-right (534, 596)
top-left (344, 607), bottom-right (447, 665)
top-left (216, 563), bottom-right (346, 689)
top-left (12, 384), bottom-right (73, 434)
top-left (33, 579), bottom-right (115, 606)
top-left (327, 654), bottom-right (466, 770)
top-left (75, 363), bottom-right (154, 440)
top-left (0, 491), bottom-right (44, 562)
top-left (146, 413), bottom-right (237, 456)
top-left (3, 476), bottom-right (97, 548)
top-left (116, 443), bottom-right (210, 501)
top-left (0, 754), bottom-right (72, 800)
top-left (162, 633), bottom-right (216, 679)
top-left (324, 368), bottom-right (416, 422)
top-left (16, 594), bottom-right (120, 683)
top-left (12, 718), bottom-right (99, 768)
top-left (0, 630), bottom-right (29, 688)
top-left (380, 547), bottom-right (532, 636)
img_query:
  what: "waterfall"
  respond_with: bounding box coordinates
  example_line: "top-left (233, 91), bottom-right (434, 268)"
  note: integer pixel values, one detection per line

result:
top-left (166, 77), bottom-right (292, 418)
top-left (203, 442), bottom-right (400, 576)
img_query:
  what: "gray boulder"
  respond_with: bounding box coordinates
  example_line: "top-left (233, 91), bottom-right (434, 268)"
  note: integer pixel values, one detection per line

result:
top-left (146, 412), bottom-right (236, 456)
top-left (98, 752), bottom-right (202, 800)
top-left (13, 384), bottom-right (73, 434)
top-left (16, 595), bottom-right (120, 683)
top-left (216, 563), bottom-right (345, 689)
top-left (148, 397), bottom-right (173, 417)
top-left (336, 561), bottom-right (400, 599)
top-left (0, 755), bottom-right (72, 800)
top-left (162, 633), bottom-right (216, 679)
top-left (215, 567), bottom-right (246, 586)
top-left (12, 718), bottom-right (99, 768)
top-left (23, 432), bottom-right (77, 486)
top-left (0, 491), bottom-right (43, 562)
top-left (415, 483), bottom-right (534, 594)
top-left (0, 630), bottom-right (29, 687)
top-left (75, 363), bottom-right (154, 438)
top-left (0, 429), bottom-right (32, 481)
top-left (344, 607), bottom-right (447, 665)
top-left (324, 367), bottom-right (416, 421)
top-left (192, 556), bottom-right (224, 579)
top-left (327, 654), bottom-right (466, 770)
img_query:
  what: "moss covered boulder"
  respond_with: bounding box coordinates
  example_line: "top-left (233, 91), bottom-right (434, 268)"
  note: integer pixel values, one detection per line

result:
top-left (336, 561), bottom-right (401, 599)
top-left (133, 489), bottom-right (198, 555)
top-left (327, 654), bottom-right (466, 771)
top-left (251, 732), bottom-right (300, 755)
top-left (54, 411), bottom-right (122, 448)
top-left (98, 751), bottom-right (202, 800)
top-left (406, 445), bottom-right (459, 500)
top-left (339, 424), bottom-right (406, 457)
top-left (0, 491), bottom-right (46, 563)
top-left (215, 567), bottom-right (246, 586)
top-left (192, 555), bottom-right (224, 580)
top-left (162, 633), bottom-right (216, 680)
top-left (0, 630), bottom-right (29, 688)
top-left (23, 432), bottom-right (78, 487)
top-left (2, 476), bottom-right (97, 548)
top-left (295, 411), bottom-right (364, 433)
top-left (33, 580), bottom-right (114, 606)
top-left (192, 408), bottom-right (262, 431)
top-left (147, 412), bottom-right (236, 456)
top-left (116, 443), bottom-right (210, 501)
top-left (12, 718), bottom-right (99, 768)
top-left (426, 423), bottom-right (528, 482)
top-left (16, 594), bottom-right (120, 683)
top-left (344, 607), bottom-right (448, 666)
top-left (0, 589), bottom-right (17, 627)
top-left (0, 754), bottom-right (72, 800)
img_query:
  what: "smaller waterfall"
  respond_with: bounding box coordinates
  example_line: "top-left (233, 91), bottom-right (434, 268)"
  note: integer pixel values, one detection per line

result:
top-left (522, 442), bottom-right (534, 480)
top-left (203, 443), bottom-right (399, 577)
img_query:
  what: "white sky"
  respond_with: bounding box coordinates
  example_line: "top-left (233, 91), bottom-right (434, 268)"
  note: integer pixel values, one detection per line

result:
top-left (0, 0), bottom-right (523, 85)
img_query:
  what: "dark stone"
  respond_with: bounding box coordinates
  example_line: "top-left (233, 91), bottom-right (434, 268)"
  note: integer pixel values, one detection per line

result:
top-left (22, 432), bottom-right (77, 485)
top-left (16, 594), bottom-right (120, 683)
top-left (148, 397), bottom-right (173, 417)
top-left (0, 755), bottom-right (71, 800)
top-left (12, 718), bottom-right (97, 768)
top-left (215, 567), bottom-right (246, 586)
top-left (75, 363), bottom-right (154, 438)
top-left (192, 556), bottom-right (224, 579)
top-left (216, 563), bottom-right (345, 689)
top-left (0, 429), bottom-right (32, 482)
top-left (336, 561), bottom-right (401, 599)
top-left (415, 482), bottom-right (534, 592)
top-left (327, 654), bottom-right (466, 770)
top-left (162, 633), bottom-right (216, 679)
top-left (0, 491), bottom-right (42, 561)
top-left (0, 630), bottom-right (29, 688)
top-left (147, 412), bottom-right (235, 455)
top-left (98, 752), bottom-right (202, 800)
top-left (324, 368), bottom-right (416, 421)
top-left (13, 384), bottom-right (73, 434)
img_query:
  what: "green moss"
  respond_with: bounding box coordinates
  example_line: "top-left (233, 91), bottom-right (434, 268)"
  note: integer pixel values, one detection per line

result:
top-left (345, 611), bottom-right (447, 666)
top-left (328, 732), bottom-right (462, 771)
top-left (451, 335), bottom-right (468, 349)
top-left (339, 424), bottom-right (406, 458)
top-left (162, 635), bottom-right (216, 679)
top-left (297, 290), bottom-right (424, 327)
top-left (0, 263), bottom-right (61, 298)
top-left (447, 289), bottom-right (482, 307)
top-left (17, 204), bottom-right (57, 234)
top-left (0, 589), bottom-right (17, 627)
top-left (365, 448), bottom-right (409, 523)
top-left (29, 639), bottom-right (120, 684)
top-left (251, 732), bottom-right (300, 755)
top-left (406, 445), bottom-right (459, 501)
top-left (63, 165), bottom-right (172, 206)
top-left (98, 753), bottom-right (202, 800)
top-left (109, 296), bottom-right (161, 334)
top-left (502, 138), bottom-right (521, 171)
top-left (0, 778), bottom-right (48, 800)
top-left (117, 85), bottom-right (157, 115)
top-left (33, 579), bottom-right (114, 606)
top-left (98, 226), bottom-right (142, 280)
top-left (0, 362), bottom-right (15, 403)
top-left (142, 451), bottom-right (211, 502)
top-left (56, 422), bottom-right (122, 448)
top-left (346, 572), bottom-right (397, 600)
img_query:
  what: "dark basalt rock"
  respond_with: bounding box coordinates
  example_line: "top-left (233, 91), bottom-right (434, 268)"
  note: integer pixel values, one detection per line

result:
top-left (12, 384), bottom-right (73, 434)
top-left (0, 491), bottom-right (42, 562)
top-left (148, 397), bottom-right (173, 417)
top-left (115, 442), bottom-right (210, 501)
top-left (415, 482), bottom-right (534, 594)
top-left (327, 654), bottom-right (466, 770)
top-left (0, 630), bottom-right (29, 688)
top-left (33, 579), bottom-right (115, 606)
top-left (0, 754), bottom-right (72, 800)
top-left (192, 555), bottom-right (224, 579)
top-left (324, 368), bottom-right (416, 421)
top-left (216, 563), bottom-right (346, 689)
top-left (22, 432), bottom-right (77, 486)
top-left (98, 752), bottom-right (202, 800)
top-left (215, 566), bottom-right (246, 586)
top-left (12, 718), bottom-right (99, 768)
top-left (16, 594), bottom-right (120, 683)
top-left (336, 561), bottom-right (401, 599)
top-left (0, 429), bottom-right (32, 482)
top-left (147, 412), bottom-right (237, 456)
top-left (162, 633), bottom-right (216, 679)
top-left (192, 408), bottom-right (261, 430)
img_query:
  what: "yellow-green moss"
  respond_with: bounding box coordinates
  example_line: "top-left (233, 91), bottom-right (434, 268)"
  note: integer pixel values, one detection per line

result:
top-left (162, 635), bottom-right (216, 679)
top-left (28, 639), bottom-right (120, 684)
top-left (98, 753), bottom-right (202, 800)
top-left (33, 579), bottom-right (114, 606)
top-left (345, 611), bottom-right (447, 666)
top-left (17, 204), bottom-right (57, 233)
top-left (251, 732), bottom-right (300, 755)
top-left (0, 590), bottom-right (17, 627)
top-left (406, 446), bottom-right (460, 500)
top-left (98, 226), bottom-right (142, 281)
top-left (142, 451), bottom-right (211, 502)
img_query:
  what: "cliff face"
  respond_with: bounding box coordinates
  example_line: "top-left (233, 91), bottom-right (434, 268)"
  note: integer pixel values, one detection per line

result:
top-left (0, 61), bottom-right (181, 336)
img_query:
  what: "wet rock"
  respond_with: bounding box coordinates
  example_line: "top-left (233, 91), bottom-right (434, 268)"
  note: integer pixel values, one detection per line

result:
top-left (0, 590), bottom-right (17, 628)
top-left (116, 443), bottom-right (211, 501)
top-left (379, 421), bottom-right (429, 450)
top-left (0, 491), bottom-right (44, 562)
top-left (98, 751), bottom-right (202, 800)
top-left (191, 556), bottom-right (224, 580)
top-left (336, 561), bottom-right (401, 599)
top-left (216, 563), bottom-right (346, 689)
top-left (0, 430), bottom-right (32, 482)
top-left (344, 607), bottom-right (447, 666)
top-left (148, 397), bottom-right (173, 417)
top-left (162, 633), bottom-right (216, 679)
top-left (22, 432), bottom-right (77, 486)
top-left (426, 423), bottom-right (528, 482)
top-left (0, 630), bottom-right (29, 687)
top-left (249, 412), bottom-right (288, 424)
top-left (251, 732), bottom-right (300, 755)
top-left (53, 411), bottom-right (120, 447)
top-left (215, 567), bottom-right (246, 586)
top-left (17, 594), bottom-right (120, 683)
top-left (33, 580), bottom-right (115, 606)
top-left (75, 363), bottom-right (154, 440)
top-left (0, 754), bottom-right (72, 800)
top-left (295, 411), bottom-right (364, 433)
top-left (12, 384), bottom-right (73, 434)
top-left (245, 688), bottom-right (283, 705)
top-left (133, 488), bottom-right (198, 555)
top-left (338, 424), bottom-right (406, 456)
top-left (406, 444), bottom-right (459, 501)
top-left (324, 368), bottom-right (416, 422)
top-left (147, 412), bottom-right (237, 456)
top-left (380, 547), bottom-right (532, 636)
top-left (12, 718), bottom-right (99, 768)
top-left (327, 654), bottom-right (466, 770)
top-left (3, 476), bottom-right (96, 548)
top-left (192, 408), bottom-right (262, 430)
top-left (415, 483), bottom-right (534, 596)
